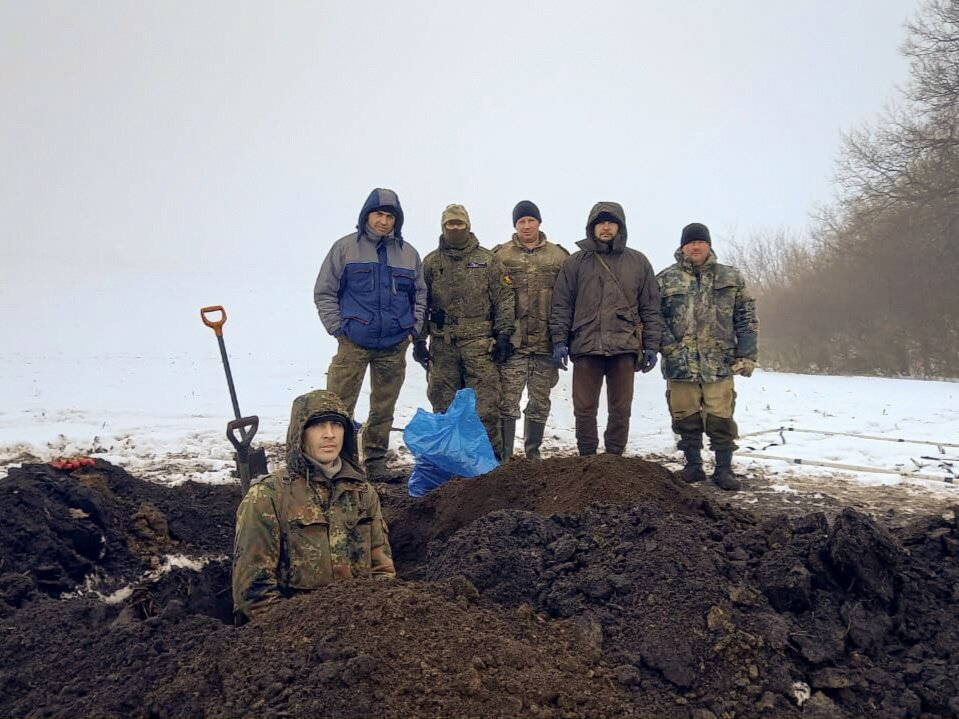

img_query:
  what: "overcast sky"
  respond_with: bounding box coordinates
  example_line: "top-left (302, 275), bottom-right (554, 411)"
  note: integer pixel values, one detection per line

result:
top-left (1, 1), bottom-right (915, 283)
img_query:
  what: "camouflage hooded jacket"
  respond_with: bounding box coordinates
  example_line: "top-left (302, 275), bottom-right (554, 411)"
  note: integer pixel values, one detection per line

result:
top-left (656, 248), bottom-right (759, 382)
top-left (232, 390), bottom-right (395, 620)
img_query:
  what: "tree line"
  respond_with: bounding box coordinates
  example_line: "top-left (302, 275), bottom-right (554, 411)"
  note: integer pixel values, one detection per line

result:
top-left (728, 0), bottom-right (959, 378)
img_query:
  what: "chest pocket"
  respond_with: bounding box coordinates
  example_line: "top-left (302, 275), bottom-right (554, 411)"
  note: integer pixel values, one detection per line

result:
top-left (459, 264), bottom-right (490, 318)
top-left (711, 280), bottom-right (738, 345)
top-left (345, 265), bottom-right (374, 293)
top-left (531, 265), bottom-right (560, 321)
top-left (389, 267), bottom-right (416, 328)
top-left (660, 284), bottom-right (692, 345)
top-left (330, 489), bottom-right (372, 577)
top-left (284, 504), bottom-right (333, 590)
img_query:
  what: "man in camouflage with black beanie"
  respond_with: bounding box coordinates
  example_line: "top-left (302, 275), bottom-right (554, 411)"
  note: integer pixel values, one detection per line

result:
top-left (494, 201), bottom-right (569, 460)
top-left (657, 222), bottom-right (759, 491)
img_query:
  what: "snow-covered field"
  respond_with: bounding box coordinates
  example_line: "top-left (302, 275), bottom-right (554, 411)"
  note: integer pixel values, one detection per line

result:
top-left (1, 265), bottom-right (957, 505)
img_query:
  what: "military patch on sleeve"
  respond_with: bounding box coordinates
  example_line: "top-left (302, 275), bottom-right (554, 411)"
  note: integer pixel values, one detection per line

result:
top-left (502, 273), bottom-right (513, 286)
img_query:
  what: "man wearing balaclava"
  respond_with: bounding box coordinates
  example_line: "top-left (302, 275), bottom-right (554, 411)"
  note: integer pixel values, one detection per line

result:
top-left (314, 188), bottom-right (427, 481)
top-left (549, 202), bottom-right (663, 457)
top-left (232, 389), bottom-right (395, 621)
top-left (415, 204), bottom-right (515, 458)
top-left (656, 222), bottom-right (759, 491)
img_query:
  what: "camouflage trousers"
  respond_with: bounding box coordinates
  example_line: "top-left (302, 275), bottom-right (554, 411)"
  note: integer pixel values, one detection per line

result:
top-left (326, 335), bottom-right (409, 468)
top-left (427, 336), bottom-right (503, 457)
top-left (666, 378), bottom-right (738, 452)
top-left (498, 351), bottom-right (559, 423)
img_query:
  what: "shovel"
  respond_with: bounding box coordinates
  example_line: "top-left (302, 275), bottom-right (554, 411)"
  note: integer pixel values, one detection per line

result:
top-left (200, 305), bottom-right (269, 495)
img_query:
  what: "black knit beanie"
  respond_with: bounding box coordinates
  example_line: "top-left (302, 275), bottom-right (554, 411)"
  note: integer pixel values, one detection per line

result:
top-left (680, 222), bottom-right (711, 246)
top-left (512, 200), bottom-right (542, 226)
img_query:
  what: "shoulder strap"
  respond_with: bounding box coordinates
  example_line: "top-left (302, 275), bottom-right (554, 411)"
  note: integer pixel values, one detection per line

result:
top-left (592, 252), bottom-right (633, 311)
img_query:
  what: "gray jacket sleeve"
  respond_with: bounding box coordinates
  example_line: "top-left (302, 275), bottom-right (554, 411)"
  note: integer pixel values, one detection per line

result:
top-left (314, 242), bottom-right (344, 336)
top-left (549, 255), bottom-right (577, 346)
top-left (412, 251), bottom-right (427, 337)
top-left (637, 256), bottom-right (663, 353)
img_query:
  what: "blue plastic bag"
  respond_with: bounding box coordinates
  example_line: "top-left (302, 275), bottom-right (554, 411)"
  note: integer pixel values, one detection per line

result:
top-left (404, 388), bottom-right (499, 497)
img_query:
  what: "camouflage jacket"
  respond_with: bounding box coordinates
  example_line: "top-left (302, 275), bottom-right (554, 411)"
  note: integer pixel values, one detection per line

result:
top-left (423, 233), bottom-right (515, 343)
top-left (493, 233), bottom-right (569, 354)
top-left (232, 390), bottom-right (395, 620)
top-left (656, 249), bottom-right (759, 382)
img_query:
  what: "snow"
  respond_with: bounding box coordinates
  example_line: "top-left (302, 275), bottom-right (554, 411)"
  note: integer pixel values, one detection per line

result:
top-left (1, 265), bottom-right (958, 495)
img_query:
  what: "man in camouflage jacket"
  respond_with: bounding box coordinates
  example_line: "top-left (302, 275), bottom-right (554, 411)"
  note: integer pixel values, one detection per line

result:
top-left (232, 389), bottom-right (395, 621)
top-left (657, 222), bottom-right (759, 490)
top-left (493, 201), bottom-right (568, 460)
top-left (413, 204), bottom-right (515, 458)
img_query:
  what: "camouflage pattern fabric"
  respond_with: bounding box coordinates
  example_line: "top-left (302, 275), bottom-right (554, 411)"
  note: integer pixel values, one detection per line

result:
top-left (423, 231), bottom-right (514, 456)
top-left (498, 350), bottom-right (559, 423)
top-left (422, 232), bottom-right (515, 342)
top-left (656, 249), bottom-right (758, 383)
top-left (493, 233), bottom-right (568, 355)
top-left (232, 389), bottom-right (395, 620)
top-left (325, 335), bottom-right (409, 468)
top-left (427, 336), bottom-right (504, 456)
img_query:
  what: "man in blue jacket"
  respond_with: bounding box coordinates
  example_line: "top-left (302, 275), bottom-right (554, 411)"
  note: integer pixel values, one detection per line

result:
top-left (314, 188), bottom-right (427, 480)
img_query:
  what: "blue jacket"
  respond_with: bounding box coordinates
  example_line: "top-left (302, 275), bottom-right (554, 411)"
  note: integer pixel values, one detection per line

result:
top-left (314, 188), bottom-right (427, 350)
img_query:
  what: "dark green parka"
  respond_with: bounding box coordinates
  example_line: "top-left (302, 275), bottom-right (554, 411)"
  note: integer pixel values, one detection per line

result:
top-left (549, 202), bottom-right (662, 358)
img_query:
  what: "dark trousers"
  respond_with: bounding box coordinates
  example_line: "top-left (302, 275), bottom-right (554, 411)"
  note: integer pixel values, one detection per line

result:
top-left (571, 354), bottom-right (636, 454)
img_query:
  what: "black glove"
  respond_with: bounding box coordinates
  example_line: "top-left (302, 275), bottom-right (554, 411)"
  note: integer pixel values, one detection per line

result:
top-left (638, 349), bottom-right (658, 373)
top-left (491, 333), bottom-right (514, 364)
top-left (412, 339), bottom-right (431, 370)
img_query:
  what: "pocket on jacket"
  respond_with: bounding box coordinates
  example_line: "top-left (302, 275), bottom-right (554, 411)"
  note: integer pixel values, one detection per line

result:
top-left (347, 516), bottom-right (374, 576)
top-left (662, 346), bottom-right (692, 380)
top-left (660, 286), bottom-right (690, 339)
top-left (346, 265), bottom-right (375, 293)
top-left (286, 507), bottom-right (331, 589)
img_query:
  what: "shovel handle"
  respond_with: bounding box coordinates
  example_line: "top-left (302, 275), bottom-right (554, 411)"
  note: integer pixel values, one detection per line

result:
top-left (227, 415), bottom-right (259, 453)
top-left (200, 306), bottom-right (227, 337)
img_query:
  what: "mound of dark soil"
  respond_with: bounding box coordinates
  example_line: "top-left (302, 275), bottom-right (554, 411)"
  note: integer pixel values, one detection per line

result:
top-left (389, 454), bottom-right (724, 569)
top-left (2, 456), bottom-right (959, 718)
top-left (0, 461), bottom-right (238, 598)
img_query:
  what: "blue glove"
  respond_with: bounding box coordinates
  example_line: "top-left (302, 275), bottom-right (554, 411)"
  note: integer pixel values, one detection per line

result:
top-left (551, 343), bottom-right (569, 371)
top-left (638, 349), bottom-right (658, 373)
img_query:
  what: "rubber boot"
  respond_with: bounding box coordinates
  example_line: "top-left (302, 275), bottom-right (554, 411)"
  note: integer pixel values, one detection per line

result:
top-left (711, 448), bottom-right (741, 491)
top-left (524, 419), bottom-right (546, 461)
top-left (501, 417), bottom-right (517, 461)
top-left (679, 447), bottom-right (707, 483)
